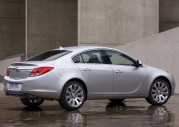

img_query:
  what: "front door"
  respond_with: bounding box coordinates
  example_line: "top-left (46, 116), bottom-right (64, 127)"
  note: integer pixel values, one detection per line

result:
top-left (111, 65), bottom-right (145, 94)
top-left (104, 50), bottom-right (146, 95)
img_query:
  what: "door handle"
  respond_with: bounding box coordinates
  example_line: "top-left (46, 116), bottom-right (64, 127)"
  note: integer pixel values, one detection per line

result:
top-left (115, 70), bottom-right (123, 73)
top-left (83, 68), bottom-right (92, 71)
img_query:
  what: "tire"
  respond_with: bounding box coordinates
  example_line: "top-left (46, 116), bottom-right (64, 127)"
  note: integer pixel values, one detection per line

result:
top-left (59, 81), bottom-right (86, 111)
top-left (146, 79), bottom-right (171, 105)
top-left (109, 99), bottom-right (125, 102)
top-left (20, 97), bottom-right (44, 108)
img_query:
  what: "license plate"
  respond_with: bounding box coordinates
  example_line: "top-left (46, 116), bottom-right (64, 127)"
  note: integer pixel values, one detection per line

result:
top-left (7, 83), bottom-right (22, 91)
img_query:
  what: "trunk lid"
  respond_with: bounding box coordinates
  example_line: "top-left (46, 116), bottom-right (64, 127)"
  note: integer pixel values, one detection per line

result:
top-left (8, 61), bottom-right (54, 79)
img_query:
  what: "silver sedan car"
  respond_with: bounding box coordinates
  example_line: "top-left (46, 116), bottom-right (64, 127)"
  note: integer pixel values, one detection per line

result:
top-left (4, 46), bottom-right (175, 110)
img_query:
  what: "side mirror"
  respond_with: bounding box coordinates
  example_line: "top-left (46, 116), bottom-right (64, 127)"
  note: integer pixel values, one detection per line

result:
top-left (136, 60), bottom-right (142, 67)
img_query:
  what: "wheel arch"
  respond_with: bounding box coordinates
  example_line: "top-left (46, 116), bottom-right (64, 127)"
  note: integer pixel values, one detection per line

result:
top-left (150, 76), bottom-right (172, 95)
top-left (146, 76), bottom-right (172, 105)
top-left (62, 78), bottom-right (88, 100)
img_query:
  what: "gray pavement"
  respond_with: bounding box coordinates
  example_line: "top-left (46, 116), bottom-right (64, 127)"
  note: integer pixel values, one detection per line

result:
top-left (0, 93), bottom-right (178, 126)
top-left (0, 74), bottom-right (178, 126)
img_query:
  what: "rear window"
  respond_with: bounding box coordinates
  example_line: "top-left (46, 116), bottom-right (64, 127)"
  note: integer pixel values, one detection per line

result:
top-left (27, 50), bottom-right (71, 61)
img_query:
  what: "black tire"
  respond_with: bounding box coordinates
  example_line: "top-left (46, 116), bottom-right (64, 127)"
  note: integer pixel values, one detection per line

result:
top-left (59, 81), bottom-right (86, 111)
top-left (109, 99), bottom-right (125, 102)
top-left (146, 79), bottom-right (171, 105)
top-left (20, 97), bottom-right (44, 108)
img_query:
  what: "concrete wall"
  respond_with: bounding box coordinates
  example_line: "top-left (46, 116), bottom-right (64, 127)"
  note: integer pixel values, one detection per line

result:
top-left (27, 0), bottom-right (78, 58)
top-left (78, 0), bottom-right (159, 46)
top-left (159, 0), bottom-right (179, 32)
top-left (0, 56), bottom-right (21, 76)
top-left (116, 27), bottom-right (179, 93)
top-left (0, 0), bottom-right (25, 60)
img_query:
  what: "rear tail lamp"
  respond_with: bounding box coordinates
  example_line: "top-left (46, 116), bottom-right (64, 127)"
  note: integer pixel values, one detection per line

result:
top-left (29, 67), bottom-right (54, 77)
top-left (6, 68), bottom-right (10, 76)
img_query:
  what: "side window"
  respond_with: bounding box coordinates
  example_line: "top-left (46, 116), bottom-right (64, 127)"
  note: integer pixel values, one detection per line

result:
top-left (72, 50), bottom-right (103, 64)
top-left (72, 54), bottom-right (83, 63)
top-left (106, 50), bottom-right (135, 66)
top-left (82, 50), bottom-right (103, 64)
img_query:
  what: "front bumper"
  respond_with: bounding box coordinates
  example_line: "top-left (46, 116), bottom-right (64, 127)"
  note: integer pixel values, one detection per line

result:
top-left (4, 72), bottom-right (63, 99)
top-left (168, 74), bottom-right (176, 95)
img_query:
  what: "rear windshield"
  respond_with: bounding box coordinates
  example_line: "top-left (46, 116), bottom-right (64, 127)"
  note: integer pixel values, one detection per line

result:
top-left (27, 50), bottom-right (71, 61)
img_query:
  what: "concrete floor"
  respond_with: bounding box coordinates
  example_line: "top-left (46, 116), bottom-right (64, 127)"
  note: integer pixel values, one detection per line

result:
top-left (0, 91), bottom-right (178, 127)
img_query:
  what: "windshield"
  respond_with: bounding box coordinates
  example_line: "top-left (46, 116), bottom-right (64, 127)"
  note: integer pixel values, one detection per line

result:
top-left (27, 50), bottom-right (71, 61)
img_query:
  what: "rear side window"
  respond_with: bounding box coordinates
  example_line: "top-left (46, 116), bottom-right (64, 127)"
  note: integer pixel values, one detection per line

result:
top-left (73, 50), bottom-right (103, 64)
top-left (27, 50), bottom-right (71, 61)
top-left (72, 54), bottom-right (83, 63)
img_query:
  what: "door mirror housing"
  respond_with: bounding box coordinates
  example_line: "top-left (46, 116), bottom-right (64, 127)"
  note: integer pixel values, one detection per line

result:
top-left (135, 60), bottom-right (142, 67)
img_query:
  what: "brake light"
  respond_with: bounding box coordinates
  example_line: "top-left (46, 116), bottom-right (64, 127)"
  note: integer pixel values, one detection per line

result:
top-left (29, 67), bottom-right (54, 77)
top-left (6, 68), bottom-right (10, 76)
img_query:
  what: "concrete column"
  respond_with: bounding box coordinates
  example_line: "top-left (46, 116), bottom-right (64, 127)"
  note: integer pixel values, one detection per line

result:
top-left (27, 0), bottom-right (78, 58)
top-left (78, 0), bottom-right (159, 46)
top-left (159, 0), bottom-right (179, 32)
top-left (0, 0), bottom-right (25, 60)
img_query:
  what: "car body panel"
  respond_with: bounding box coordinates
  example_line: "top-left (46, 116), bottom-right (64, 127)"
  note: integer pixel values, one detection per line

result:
top-left (4, 46), bottom-right (176, 101)
top-left (4, 69), bottom-right (61, 99)
top-left (143, 65), bottom-right (176, 96)
top-left (111, 65), bottom-right (147, 95)
top-left (74, 63), bottom-right (113, 95)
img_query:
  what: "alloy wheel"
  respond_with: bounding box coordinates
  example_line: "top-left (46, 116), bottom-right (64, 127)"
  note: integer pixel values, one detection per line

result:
top-left (66, 84), bottom-right (84, 108)
top-left (151, 81), bottom-right (169, 103)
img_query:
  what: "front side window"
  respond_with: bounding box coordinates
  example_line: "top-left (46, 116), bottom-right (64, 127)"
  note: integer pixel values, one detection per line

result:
top-left (106, 50), bottom-right (135, 66)
top-left (73, 50), bottom-right (103, 64)
top-left (27, 50), bottom-right (70, 61)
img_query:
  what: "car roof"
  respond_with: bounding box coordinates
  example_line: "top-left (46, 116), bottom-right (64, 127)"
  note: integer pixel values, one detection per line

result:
top-left (53, 46), bottom-right (137, 61)
top-left (55, 46), bottom-right (117, 53)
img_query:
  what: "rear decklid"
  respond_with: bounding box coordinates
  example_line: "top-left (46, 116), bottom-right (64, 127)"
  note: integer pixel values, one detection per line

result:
top-left (8, 61), bottom-right (54, 79)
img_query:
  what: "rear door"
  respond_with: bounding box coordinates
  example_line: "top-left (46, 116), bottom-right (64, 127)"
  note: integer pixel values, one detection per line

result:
top-left (72, 50), bottom-right (113, 95)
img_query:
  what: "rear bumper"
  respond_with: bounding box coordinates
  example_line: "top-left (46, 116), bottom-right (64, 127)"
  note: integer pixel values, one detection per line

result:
top-left (5, 91), bottom-right (27, 97)
top-left (4, 72), bottom-right (64, 99)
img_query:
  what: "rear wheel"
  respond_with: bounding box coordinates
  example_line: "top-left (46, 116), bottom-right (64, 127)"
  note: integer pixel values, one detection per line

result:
top-left (20, 97), bottom-right (44, 108)
top-left (59, 81), bottom-right (86, 111)
top-left (109, 99), bottom-right (125, 102)
top-left (146, 79), bottom-right (170, 105)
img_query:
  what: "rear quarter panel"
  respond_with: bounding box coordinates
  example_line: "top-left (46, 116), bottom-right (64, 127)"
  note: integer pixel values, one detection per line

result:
top-left (54, 57), bottom-right (93, 99)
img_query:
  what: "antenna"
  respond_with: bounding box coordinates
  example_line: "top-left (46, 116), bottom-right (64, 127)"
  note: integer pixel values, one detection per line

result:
top-left (59, 46), bottom-right (64, 50)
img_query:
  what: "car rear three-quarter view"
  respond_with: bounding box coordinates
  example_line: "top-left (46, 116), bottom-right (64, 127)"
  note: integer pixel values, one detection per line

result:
top-left (4, 46), bottom-right (176, 111)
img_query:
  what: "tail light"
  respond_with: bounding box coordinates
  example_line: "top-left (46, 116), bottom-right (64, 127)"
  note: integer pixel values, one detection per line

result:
top-left (6, 68), bottom-right (10, 76)
top-left (29, 67), bottom-right (54, 77)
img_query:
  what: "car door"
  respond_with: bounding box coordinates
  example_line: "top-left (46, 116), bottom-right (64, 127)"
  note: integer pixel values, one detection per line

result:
top-left (104, 50), bottom-right (146, 95)
top-left (72, 50), bottom-right (113, 95)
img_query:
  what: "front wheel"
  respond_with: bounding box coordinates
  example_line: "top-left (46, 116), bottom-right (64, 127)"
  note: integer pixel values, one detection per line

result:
top-left (59, 81), bottom-right (86, 111)
top-left (146, 79), bottom-right (171, 105)
top-left (20, 97), bottom-right (44, 108)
